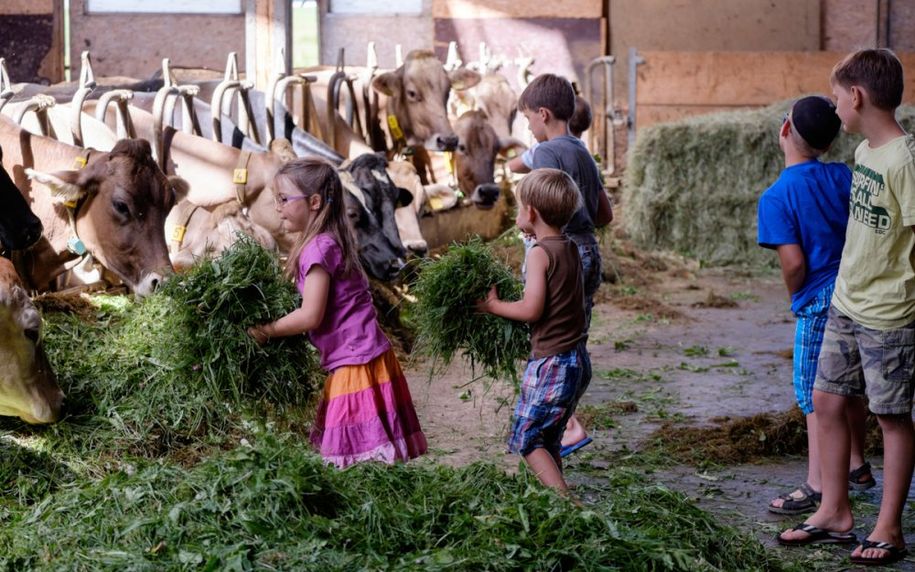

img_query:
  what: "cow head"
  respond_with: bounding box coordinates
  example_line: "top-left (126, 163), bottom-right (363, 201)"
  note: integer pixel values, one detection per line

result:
top-left (26, 139), bottom-right (175, 296)
top-left (372, 50), bottom-right (481, 151)
top-left (0, 145), bottom-right (43, 253)
top-left (454, 110), bottom-right (522, 209)
top-left (472, 73), bottom-right (519, 144)
top-left (0, 258), bottom-right (63, 424)
top-left (341, 153), bottom-right (412, 280)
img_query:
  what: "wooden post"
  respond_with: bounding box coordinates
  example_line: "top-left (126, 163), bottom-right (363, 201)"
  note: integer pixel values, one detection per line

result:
top-left (245, 0), bottom-right (291, 91)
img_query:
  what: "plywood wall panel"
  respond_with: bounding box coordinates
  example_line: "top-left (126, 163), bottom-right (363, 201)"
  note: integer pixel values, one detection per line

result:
top-left (431, 0), bottom-right (601, 20)
top-left (68, 0), bottom-right (245, 80)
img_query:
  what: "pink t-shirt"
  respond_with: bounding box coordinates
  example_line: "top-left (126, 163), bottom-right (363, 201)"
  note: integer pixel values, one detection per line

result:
top-left (298, 233), bottom-right (390, 371)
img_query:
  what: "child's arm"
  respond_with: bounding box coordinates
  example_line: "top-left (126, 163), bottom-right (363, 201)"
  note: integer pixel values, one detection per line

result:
top-left (248, 266), bottom-right (330, 343)
top-left (476, 246), bottom-right (548, 323)
top-left (775, 244), bottom-right (805, 295)
top-left (595, 189), bottom-right (613, 227)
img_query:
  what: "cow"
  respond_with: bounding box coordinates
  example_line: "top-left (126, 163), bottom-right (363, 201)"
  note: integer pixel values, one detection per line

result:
top-left (0, 246), bottom-right (63, 424)
top-left (340, 153), bottom-right (414, 280)
top-left (452, 110), bottom-right (511, 209)
top-left (0, 115), bottom-right (174, 295)
top-left (1, 145), bottom-right (43, 254)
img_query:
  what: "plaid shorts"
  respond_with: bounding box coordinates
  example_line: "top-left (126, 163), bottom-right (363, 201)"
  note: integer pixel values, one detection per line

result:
top-left (792, 283), bottom-right (834, 415)
top-left (507, 343), bottom-right (586, 457)
top-left (814, 306), bottom-right (915, 415)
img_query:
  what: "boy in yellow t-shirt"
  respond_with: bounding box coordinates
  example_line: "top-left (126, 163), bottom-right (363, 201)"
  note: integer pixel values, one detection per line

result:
top-left (777, 48), bottom-right (915, 567)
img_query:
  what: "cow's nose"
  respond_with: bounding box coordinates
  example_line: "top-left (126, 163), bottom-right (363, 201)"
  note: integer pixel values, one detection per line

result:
top-left (471, 184), bottom-right (501, 208)
top-left (405, 240), bottom-right (428, 258)
top-left (25, 222), bottom-right (43, 247)
top-left (437, 134), bottom-right (459, 151)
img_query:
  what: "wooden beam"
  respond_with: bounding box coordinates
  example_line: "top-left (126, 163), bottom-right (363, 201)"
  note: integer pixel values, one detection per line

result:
top-left (245, 0), bottom-right (290, 91)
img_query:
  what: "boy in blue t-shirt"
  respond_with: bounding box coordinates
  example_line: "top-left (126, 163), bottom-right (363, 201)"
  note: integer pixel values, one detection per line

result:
top-left (758, 95), bottom-right (873, 516)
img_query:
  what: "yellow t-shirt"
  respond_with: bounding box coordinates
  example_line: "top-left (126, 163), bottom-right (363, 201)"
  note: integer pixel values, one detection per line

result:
top-left (833, 134), bottom-right (915, 329)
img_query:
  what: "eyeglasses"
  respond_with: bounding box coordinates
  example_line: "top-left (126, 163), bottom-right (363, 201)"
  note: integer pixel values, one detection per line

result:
top-left (783, 112), bottom-right (790, 124)
top-left (274, 194), bottom-right (307, 208)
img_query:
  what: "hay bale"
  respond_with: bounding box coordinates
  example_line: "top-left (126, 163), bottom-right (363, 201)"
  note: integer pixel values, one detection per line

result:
top-left (624, 101), bottom-right (915, 267)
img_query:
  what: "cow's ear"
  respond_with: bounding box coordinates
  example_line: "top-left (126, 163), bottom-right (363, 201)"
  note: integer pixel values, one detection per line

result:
top-left (168, 175), bottom-right (191, 203)
top-left (396, 186), bottom-right (414, 208)
top-left (24, 168), bottom-right (84, 203)
top-left (372, 71), bottom-right (401, 96)
top-left (269, 138), bottom-right (297, 162)
top-left (449, 68), bottom-right (482, 91)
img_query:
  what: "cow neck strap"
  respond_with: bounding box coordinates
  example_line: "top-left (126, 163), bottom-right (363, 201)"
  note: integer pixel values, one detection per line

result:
top-left (169, 200), bottom-right (199, 254)
top-left (233, 150), bottom-right (252, 212)
top-left (61, 149), bottom-right (93, 261)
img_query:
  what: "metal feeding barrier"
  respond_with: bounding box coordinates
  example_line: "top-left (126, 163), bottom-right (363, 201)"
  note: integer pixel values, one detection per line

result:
top-left (211, 52), bottom-right (261, 145)
top-left (152, 58), bottom-right (203, 170)
top-left (583, 55), bottom-right (626, 177)
top-left (265, 47), bottom-right (321, 146)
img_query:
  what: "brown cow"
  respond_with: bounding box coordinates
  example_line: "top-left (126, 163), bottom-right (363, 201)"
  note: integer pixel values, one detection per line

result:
top-left (0, 257), bottom-right (63, 424)
top-left (0, 115), bottom-right (174, 295)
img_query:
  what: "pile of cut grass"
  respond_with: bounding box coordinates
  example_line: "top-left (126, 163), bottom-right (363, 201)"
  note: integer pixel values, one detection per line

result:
top-left (624, 101), bottom-right (915, 267)
top-left (24, 236), bottom-right (321, 461)
top-left (413, 238), bottom-right (530, 384)
top-left (0, 435), bottom-right (796, 571)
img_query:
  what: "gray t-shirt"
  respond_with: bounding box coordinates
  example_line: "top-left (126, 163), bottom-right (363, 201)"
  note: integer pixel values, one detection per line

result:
top-left (531, 135), bottom-right (602, 235)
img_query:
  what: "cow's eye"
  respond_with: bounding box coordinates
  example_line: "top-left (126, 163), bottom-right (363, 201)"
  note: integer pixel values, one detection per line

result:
top-left (406, 89), bottom-right (419, 101)
top-left (113, 200), bottom-right (131, 218)
top-left (23, 327), bottom-right (39, 343)
top-left (457, 144), bottom-right (467, 154)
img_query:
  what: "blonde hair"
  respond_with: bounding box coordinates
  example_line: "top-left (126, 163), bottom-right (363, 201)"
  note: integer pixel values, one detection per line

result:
top-left (274, 158), bottom-right (362, 281)
top-left (516, 168), bottom-right (581, 228)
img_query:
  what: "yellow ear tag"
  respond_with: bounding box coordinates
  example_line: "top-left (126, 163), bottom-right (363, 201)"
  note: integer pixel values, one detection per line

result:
top-left (62, 200), bottom-right (78, 209)
top-left (171, 225), bottom-right (187, 244)
top-left (233, 168), bottom-right (248, 185)
top-left (445, 151), bottom-right (455, 174)
top-left (387, 115), bottom-right (405, 142)
top-left (72, 156), bottom-right (88, 169)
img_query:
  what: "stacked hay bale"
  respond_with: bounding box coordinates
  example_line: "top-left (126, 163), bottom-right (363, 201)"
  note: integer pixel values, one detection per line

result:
top-left (623, 101), bottom-right (915, 267)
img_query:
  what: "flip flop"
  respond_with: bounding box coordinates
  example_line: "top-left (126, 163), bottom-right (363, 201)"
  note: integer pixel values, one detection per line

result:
top-left (849, 540), bottom-right (909, 566)
top-left (768, 482), bottom-right (821, 515)
top-left (776, 523), bottom-right (858, 546)
top-left (848, 462), bottom-right (877, 491)
top-left (559, 436), bottom-right (593, 458)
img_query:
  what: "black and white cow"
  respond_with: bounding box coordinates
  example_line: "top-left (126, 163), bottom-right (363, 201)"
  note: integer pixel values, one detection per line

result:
top-left (341, 153), bottom-right (414, 281)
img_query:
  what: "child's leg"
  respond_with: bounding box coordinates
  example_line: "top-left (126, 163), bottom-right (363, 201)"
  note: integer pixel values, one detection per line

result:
top-left (524, 448), bottom-right (569, 491)
top-left (852, 413), bottom-right (914, 559)
top-left (846, 396), bottom-right (869, 474)
top-left (805, 412), bottom-right (821, 489)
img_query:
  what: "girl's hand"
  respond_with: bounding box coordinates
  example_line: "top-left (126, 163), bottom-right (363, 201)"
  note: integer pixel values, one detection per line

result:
top-left (475, 286), bottom-right (499, 313)
top-left (248, 325), bottom-right (269, 345)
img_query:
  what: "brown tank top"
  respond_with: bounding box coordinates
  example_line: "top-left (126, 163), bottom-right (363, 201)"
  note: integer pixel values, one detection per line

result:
top-left (530, 235), bottom-right (586, 359)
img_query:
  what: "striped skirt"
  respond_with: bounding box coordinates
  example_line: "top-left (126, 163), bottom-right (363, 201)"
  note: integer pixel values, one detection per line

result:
top-left (310, 349), bottom-right (427, 469)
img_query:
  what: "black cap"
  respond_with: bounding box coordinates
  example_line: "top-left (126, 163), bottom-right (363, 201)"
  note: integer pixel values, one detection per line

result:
top-left (790, 96), bottom-right (842, 151)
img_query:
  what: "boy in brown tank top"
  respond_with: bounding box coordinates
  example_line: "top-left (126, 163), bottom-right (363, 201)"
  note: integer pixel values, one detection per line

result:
top-left (477, 168), bottom-right (589, 493)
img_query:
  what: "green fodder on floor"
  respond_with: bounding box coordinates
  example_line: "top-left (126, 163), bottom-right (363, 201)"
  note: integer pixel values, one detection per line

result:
top-left (623, 102), bottom-right (915, 267)
top-left (0, 435), bottom-right (797, 572)
top-left (646, 408), bottom-right (884, 466)
top-left (13, 236), bottom-right (322, 465)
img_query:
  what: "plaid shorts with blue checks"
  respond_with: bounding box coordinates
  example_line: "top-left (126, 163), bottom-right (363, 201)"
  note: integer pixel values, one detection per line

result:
top-left (507, 343), bottom-right (586, 457)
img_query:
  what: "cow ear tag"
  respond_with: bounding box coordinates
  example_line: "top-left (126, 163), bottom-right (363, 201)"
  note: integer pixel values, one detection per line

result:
top-left (67, 237), bottom-right (87, 255)
top-left (233, 168), bottom-right (248, 185)
top-left (72, 156), bottom-right (88, 169)
top-left (387, 115), bottom-right (405, 142)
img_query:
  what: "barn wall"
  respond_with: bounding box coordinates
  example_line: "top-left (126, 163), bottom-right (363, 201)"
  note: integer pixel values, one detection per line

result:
top-left (0, 0), bottom-right (64, 84)
top-left (319, 1), bottom-right (434, 70)
top-left (68, 0), bottom-right (246, 80)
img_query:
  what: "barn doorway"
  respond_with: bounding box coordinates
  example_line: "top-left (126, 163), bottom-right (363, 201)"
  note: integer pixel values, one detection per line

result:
top-left (292, 0), bottom-right (319, 68)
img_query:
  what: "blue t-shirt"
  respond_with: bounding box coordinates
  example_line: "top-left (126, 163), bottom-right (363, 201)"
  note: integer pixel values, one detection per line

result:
top-left (532, 135), bottom-right (603, 235)
top-left (757, 160), bottom-right (851, 314)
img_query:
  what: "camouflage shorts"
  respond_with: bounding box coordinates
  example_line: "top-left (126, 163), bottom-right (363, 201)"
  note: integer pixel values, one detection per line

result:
top-left (814, 306), bottom-right (915, 415)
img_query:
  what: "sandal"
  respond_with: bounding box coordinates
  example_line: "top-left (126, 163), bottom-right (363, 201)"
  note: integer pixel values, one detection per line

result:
top-left (768, 482), bottom-right (821, 515)
top-left (849, 462), bottom-right (877, 491)
top-left (776, 523), bottom-right (857, 546)
top-left (850, 539), bottom-right (908, 566)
